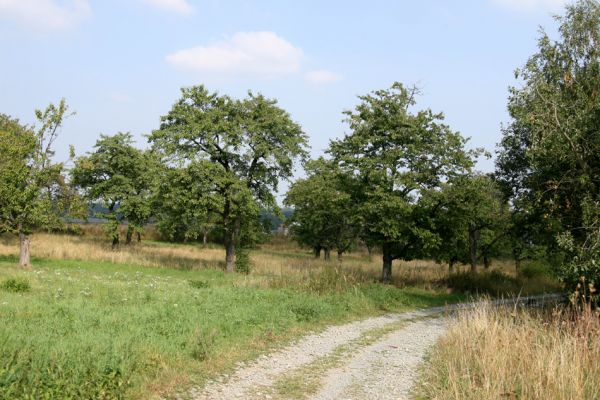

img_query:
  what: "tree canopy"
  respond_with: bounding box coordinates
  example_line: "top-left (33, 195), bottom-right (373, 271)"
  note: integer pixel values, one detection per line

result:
top-left (328, 83), bottom-right (476, 281)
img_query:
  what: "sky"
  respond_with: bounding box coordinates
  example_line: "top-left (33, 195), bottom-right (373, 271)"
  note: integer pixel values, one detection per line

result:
top-left (0, 0), bottom-right (571, 195)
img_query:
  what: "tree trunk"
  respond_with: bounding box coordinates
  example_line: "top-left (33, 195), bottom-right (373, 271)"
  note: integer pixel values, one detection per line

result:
top-left (112, 233), bottom-right (119, 249)
top-left (313, 246), bottom-right (322, 259)
top-left (225, 217), bottom-right (241, 273)
top-left (366, 244), bottom-right (373, 261)
top-left (382, 243), bottom-right (393, 282)
top-left (469, 226), bottom-right (478, 273)
top-left (202, 229), bottom-right (208, 246)
top-left (125, 225), bottom-right (134, 245)
top-left (137, 231), bottom-right (141, 242)
top-left (225, 238), bottom-right (235, 273)
top-left (337, 249), bottom-right (343, 261)
top-left (483, 253), bottom-right (491, 269)
top-left (19, 232), bottom-right (31, 268)
top-left (513, 247), bottom-right (522, 271)
top-left (324, 248), bottom-right (331, 261)
top-left (449, 259), bottom-right (455, 274)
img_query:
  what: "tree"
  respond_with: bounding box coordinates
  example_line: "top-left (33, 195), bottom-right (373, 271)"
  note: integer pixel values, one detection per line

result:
top-left (149, 86), bottom-right (308, 272)
top-left (285, 158), bottom-right (360, 260)
top-left (496, 0), bottom-right (600, 288)
top-left (153, 161), bottom-right (222, 244)
top-left (433, 174), bottom-right (507, 273)
top-left (329, 83), bottom-right (475, 281)
top-left (0, 100), bottom-right (74, 267)
top-left (71, 133), bottom-right (156, 247)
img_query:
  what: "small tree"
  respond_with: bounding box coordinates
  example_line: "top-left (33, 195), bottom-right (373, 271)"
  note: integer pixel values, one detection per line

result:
top-left (0, 100), bottom-right (74, 267)
top-left (71, 133), bottom-right (156, 247)
top-left (153, 161), bottom-right (222, 243)
top-left (285, 158), bottom-right (360, 260)
top-left (150, 86), bottom-right (308, 272)
top-left (434, 174), bottom-right (507, 273)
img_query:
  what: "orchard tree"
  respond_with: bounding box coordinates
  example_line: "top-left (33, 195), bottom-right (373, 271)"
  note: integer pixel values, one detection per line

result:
top-left (0, 100), bottom-right (76, 267)
top-left (71, 133), bottom-right (156, 247)
top-left (329, 83), bottom-right (475, 281)
top-left (434, 174), bottom-right (507, 272)
top-left (149, 86), bottom-right (308, 272)
top-left (285, 158), bottom-right (360, 260)
top-left (153, 161), bottom-right (223, 244)
top-left (497, 0), bottom-right (600, 288)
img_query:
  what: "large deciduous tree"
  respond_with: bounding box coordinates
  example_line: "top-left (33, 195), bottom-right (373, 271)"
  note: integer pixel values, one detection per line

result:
top-left (149, 86), bottom-right (308, 272)
top-left (71, 133), bottom-right (156, 247)
top-left (496, 0), bottom-right (600, 289)
top-left (0, 100), bottom-right (75, 267)
top-left (329, 83), bottom-right (475, 282)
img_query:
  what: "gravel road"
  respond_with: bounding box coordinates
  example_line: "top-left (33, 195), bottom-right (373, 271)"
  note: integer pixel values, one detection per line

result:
top-left (188, 307), bottom-right (449, 400)
top-left (185, 295), bottom-right (562, 400)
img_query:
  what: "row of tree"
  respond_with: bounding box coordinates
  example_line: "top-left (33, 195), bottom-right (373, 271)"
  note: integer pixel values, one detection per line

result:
top-left (0, 0), bottom-right (598, 291)
top-left (0, 87), bottom-right (308, 272)
top-left (287, 0), bottom-right (600, 289)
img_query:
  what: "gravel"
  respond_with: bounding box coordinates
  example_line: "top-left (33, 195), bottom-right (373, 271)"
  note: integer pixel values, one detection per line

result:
top-left (309, 317), bottom-right (448, 400)
top-left (188, 308), bottom-right (449, 400)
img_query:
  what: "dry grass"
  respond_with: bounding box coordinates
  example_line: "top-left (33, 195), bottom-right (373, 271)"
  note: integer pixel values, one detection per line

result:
top-left (0, 233), bottom-right (225, 270)
top-left (417, 302), bottom-right (600, 399)
top-left (0, 231), bottom-right (547, 294)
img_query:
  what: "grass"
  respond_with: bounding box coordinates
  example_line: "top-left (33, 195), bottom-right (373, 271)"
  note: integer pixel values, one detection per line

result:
top-left (415, 301), bottom-right (600, 399)
top-left (0, 233), bottom-right (468, 399)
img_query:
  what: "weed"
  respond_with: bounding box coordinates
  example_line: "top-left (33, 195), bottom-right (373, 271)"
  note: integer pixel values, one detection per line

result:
top-left (0, 277), bottom-right (31, 292)
top-left (189, 279), bottom-right (210, 289)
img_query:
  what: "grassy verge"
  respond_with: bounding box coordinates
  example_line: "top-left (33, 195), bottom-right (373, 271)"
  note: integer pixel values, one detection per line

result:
top-left (415, 302), bottom-right (600, 399)
top-left (0, 257), bottom-right (462, 399)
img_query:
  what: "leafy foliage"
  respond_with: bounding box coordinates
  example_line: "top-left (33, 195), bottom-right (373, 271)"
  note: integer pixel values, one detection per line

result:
top-left (328, 82), bottom-right (476, 280)
top-left (285, 158), bottom-right (360, 259)
top-left (497, 0), bottom-right (600, 288)
top-left (71, 133), bottom-right (157, 246)
top-left (0, 101), bottom-right (80, 266)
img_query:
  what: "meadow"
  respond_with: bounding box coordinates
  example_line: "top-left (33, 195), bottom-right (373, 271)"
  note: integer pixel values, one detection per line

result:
top-left (0, 232), bottom-right (561, 399)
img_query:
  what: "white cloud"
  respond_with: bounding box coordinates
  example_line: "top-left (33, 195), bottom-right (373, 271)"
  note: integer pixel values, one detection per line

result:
top-left (0, 0), bottom-right (91, 30)
top-left (491, 0), bottom-right (570, 12)
top-left (304, 69), bottom-right (342, 85)
top-left (143, 0), bottom-right (193, 15)
top-left (166, 31), bottom-right (304, 78)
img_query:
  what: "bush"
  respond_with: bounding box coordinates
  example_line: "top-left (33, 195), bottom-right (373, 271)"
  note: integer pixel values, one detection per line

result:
top-left (446, 271), bottom-right (521, 296)
top-left (188, 279), bottom-right (210, 289)
top-left (0, 278), bottom-right (31, 293)
top-left (235, 247), bottom-right (252, 275)
top-left (519, 261), bottom-right (553, 279)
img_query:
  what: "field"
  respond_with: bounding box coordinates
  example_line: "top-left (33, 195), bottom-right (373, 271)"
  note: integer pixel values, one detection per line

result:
top-left (0, 232), bottom-right (561, 399)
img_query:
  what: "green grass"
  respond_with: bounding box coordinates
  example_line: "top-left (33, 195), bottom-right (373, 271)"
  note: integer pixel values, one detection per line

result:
top-left (0, 257), bottom-right (463, 399)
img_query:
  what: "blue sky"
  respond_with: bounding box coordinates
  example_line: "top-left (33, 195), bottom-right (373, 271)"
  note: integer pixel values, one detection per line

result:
top-left (0, 0), bottom-right (570, 185)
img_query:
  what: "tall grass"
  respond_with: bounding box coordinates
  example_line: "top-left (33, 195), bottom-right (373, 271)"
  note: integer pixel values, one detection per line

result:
top-left (416, 302), bottom-right (600, 399)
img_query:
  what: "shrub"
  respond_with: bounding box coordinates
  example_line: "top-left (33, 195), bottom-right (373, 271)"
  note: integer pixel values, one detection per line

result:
top-left (446, 271), bottom-right (520, 296)
top-left (519, 261), bottom-right (553, 279)
top-left (235, 247), bottom-right (252, 275)
top-left (0, 278), bottom-right (31, 293)
top-left (188, 329), bottom-right (216, 361)
top-left (188, 279), bottom-right (210, 289)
